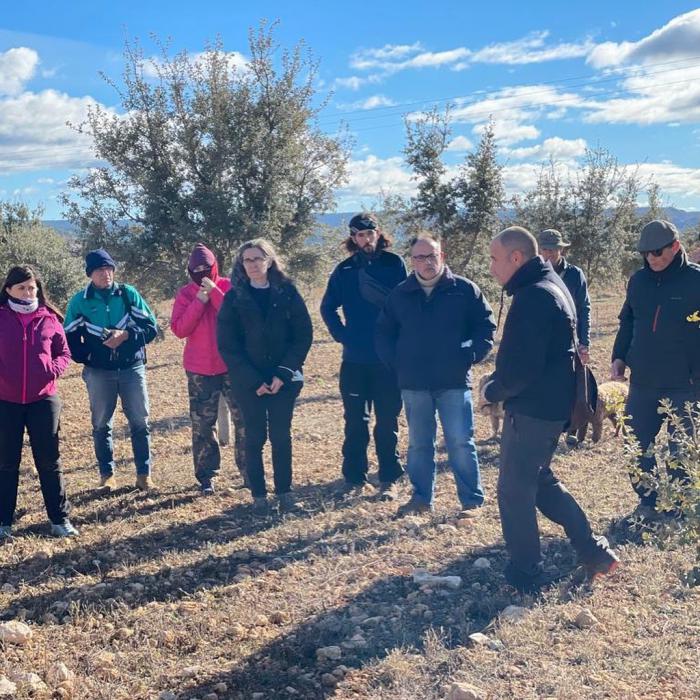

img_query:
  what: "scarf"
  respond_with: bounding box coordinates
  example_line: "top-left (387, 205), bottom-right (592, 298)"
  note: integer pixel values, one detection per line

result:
top-left (8, 296), bottom-right (39, 314)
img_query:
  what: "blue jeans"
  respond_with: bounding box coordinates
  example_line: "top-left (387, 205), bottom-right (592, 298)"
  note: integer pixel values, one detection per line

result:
top-left (83, 364), bottom-right (152, 476)
top-left (402, 388), bottom-right (484, 508)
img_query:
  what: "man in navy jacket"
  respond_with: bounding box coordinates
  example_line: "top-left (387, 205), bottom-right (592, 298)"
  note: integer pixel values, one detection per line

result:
top-left (320, 213), bottom-right (407, 499)
top-left (376, 233), bottom-right (495, 516)
top-left (612, 219), bottom-right (700, 520)
top-left (483, 226), bottom-right (618, 594)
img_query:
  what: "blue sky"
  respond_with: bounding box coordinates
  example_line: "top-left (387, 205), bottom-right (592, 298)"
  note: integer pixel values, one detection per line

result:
top-left (2, 1), bottom-right (700, 217)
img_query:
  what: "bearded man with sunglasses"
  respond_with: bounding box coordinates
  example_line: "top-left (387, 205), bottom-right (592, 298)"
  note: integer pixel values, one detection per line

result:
top-left (612, 219), bottom-right (700, 520)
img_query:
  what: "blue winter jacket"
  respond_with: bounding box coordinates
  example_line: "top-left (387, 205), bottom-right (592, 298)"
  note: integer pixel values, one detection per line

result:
top-left (555, 258), bottom-right (591, 347)
top-left (375, 267), bottom-right (496, 391)
top-left (320, 250), bottom-right (407, 364)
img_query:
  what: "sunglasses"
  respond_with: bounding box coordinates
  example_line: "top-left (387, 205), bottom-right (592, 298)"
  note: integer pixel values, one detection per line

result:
top-left (644, 243), bottom-right (673, 258)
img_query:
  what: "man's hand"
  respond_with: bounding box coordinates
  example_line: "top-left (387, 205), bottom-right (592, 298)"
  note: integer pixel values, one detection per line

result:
top-left (196, 277), bottom-right (216, 303)
top-left (255, 383), bottom-right (272, 396)
top-left (578, 345), bottom-right (590, 365)
top-left (268, 376), bottom-right (284, 394)
top-left (610, 359), bottom-right (627, 381)
top-left (103, 329), bottom-right (129, 349)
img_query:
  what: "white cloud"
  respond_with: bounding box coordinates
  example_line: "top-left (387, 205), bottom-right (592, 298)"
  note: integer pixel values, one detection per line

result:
top-left (470, 31), bottom-right (593, 65)
top-left (446, 135), bottom-right (474, 152)
top-left (587, 9), bottom-right (700, 68)
top-left (505, 137), bottom-right (588, 161)
top-left (337, 155), bottom-right (416, 202)
top-left (347, 31), bottom-right (593, 78)
top-left (339, 94), bottom-right (397, 110)
top-left (143, 50), bottom-right (248, 79)
top-left (636, 161), bottom-right (700, 200)
top-left (0, 89), bottom-right (108, 172)
top-left (0, 47), bottom-right (39, 96)
top-left (333, 74), bottom-right (383, 91)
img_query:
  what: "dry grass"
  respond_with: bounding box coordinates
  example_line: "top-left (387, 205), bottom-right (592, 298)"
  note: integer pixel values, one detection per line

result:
top-left (0, 292), bottom-right (698, 700)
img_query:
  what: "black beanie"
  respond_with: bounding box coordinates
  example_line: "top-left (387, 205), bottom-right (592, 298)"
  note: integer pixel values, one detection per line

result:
top-left (85, 248), bottom-right (117, 277)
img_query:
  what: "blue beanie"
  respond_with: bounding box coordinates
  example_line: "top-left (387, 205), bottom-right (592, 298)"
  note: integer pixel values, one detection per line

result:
top-left (85, 248), bottom-right (117, 277)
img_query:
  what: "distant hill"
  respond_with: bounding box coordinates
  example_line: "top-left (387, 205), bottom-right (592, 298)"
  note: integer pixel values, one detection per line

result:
top-left (45, 208), bottom-right (700, 238)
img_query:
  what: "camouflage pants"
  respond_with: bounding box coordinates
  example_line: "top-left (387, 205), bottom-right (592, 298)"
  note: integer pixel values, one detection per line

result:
top-left (186, 371), bottom-right (247, 486)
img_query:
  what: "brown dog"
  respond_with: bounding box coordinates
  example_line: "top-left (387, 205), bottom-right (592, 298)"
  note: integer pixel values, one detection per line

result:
top-left (477, 373), bottom-right (504, 440)
top-left (577, 380), bottom-right (629, 443)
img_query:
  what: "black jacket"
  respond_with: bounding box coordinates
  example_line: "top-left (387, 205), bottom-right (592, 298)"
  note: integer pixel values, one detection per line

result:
top-left (612, 251), bottom-right (700, 390)
top-left (555, 258), bottom-right (591, 347)
top-left (375, 267), bottom-right (496, 391)
top-left (485, 257), bottom-right (576, 421)
top-left (320, 250), bottom-right (407, 364)
top-left (217, 281), bottom-right (313, 392)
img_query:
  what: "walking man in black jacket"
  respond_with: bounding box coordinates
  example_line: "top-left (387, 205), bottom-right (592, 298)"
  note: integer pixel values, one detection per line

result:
top-left (611, 220), bottom-right (700, 520)
top-left (376, 233), bottom-right (496, 516)
top-left (483, 226), bottom-right (618, 593)
top-left (321, 213), bottom-right (407, 500)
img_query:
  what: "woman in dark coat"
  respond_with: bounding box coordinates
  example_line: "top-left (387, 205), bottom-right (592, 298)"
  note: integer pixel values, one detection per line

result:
top-left (217, 239), bottom-right (313, 515)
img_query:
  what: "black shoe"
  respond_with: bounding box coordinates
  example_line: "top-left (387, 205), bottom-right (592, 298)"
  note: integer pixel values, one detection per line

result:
top-left (252, 496), bottom-right (269, 516)
top-left (396, 496), bottom-right (432, 517)
top-left (277, 492), bottom-right (298, 513)
top-left (504, 562), bottom-right (552, 595)
top-left (200, 482), bottom-right (215, 496)
top-left (378, 481), bottom-right (399, 502)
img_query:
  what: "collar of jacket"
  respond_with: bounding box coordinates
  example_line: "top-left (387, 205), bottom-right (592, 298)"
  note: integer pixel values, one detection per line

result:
top-left (400, 266), bottom-right (455, 293)
top-left (504, 256), bottom-right (550, 296)
top-left (351, 249), bottom-right (391, 268)
top-left (554, 257), bottom-right (569, 275)
top-left (84, 282), bottom-right (122, 300)
top-left (642, 248), bottom-right (687, 280)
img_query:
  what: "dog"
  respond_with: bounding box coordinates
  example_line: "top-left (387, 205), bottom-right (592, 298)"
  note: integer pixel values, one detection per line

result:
top-left (577, 380), bottom-right (629, 443)
top-left (477, 373), bottom-right (504, 440)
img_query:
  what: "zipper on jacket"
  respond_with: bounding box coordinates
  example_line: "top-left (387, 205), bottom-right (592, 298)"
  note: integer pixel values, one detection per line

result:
top-left (652, 304), bottom-right (661, 333)
top-left (22, 328), bottom-right (28, 403)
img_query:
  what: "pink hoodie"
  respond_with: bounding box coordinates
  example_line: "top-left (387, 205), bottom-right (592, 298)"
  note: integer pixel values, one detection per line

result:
top-left (170, 244), bottom-right (232, 376)
top-left (0, 304), bottom-right (71, 404)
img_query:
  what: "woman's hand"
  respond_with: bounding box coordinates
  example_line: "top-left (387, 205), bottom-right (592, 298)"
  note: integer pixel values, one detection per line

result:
top-left (268, 376), bottom-right (284, 394)
top-left (256, 383), bottom-right (272, 396)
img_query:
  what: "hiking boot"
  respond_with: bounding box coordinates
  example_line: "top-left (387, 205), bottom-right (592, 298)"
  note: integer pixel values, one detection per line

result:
top-left (0, 526), bottom-right (13, 541)
top-left (252, 496), bottom-right (269, 516)
top-left (50, 520), bottom-right (80, 538)
top-left (200, 482), bottom-right (215, 496)
top-left (504, 562), bottom-right (552, 595)
top-left (135, 475), bottom-right (154, 492)
top-left (99, 474), bottom-right (117, 491)
top-left (339, 481), bottom-right (376, 498)
top-left (278, 492), bottom-right (297, 513)
top-left (396, 496), bottom-right (432, 517)
top-left (378, 481), bottom-right (399, 502)
top-left (584, 536), bottom-right (620, 581)
top-left (458, 503), bottom-right (482, 518)
top-left (565, 433), bottom-right (579, 447)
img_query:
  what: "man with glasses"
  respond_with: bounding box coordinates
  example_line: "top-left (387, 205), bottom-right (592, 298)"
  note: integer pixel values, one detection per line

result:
top-left (320, 213), bottom-right (407, 500)
top-left (612, 219), bottom-right (700, 521)
top-left (376, 233), bottom-right (496, 516)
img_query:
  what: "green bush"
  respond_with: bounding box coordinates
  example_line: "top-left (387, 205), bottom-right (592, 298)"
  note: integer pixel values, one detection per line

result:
top-left (624, 400), bottom-right (700, 586)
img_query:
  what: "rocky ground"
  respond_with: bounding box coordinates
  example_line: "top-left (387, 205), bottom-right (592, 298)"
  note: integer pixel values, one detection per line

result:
top-left (0, 291), bottom-right (698, 700)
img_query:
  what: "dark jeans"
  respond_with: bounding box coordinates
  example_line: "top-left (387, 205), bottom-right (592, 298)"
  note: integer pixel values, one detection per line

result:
top-left (626, 383), bottom-right (697, 507)
top-left (0, 395), bottom-right (70, 526)
top-left (235, 382), bottom-right (302, 498)
top-left (186, 371), bottom-right (247, 486)
top-left (497, 411), bottom-right (598, 579)
top-left (340, 361), bottom-right (403, 485)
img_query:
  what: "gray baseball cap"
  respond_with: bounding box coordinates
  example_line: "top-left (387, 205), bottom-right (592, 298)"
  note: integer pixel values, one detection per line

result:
top-left (637, 219), bottom-right (679, 253)
top-left (538, 228), bottom-right (570, 249)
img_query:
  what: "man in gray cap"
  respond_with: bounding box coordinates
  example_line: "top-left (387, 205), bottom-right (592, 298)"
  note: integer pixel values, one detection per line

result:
top-left (612, 219), bottom-right (700, 520)
top-left (538, 229), bottom-right (592, 446)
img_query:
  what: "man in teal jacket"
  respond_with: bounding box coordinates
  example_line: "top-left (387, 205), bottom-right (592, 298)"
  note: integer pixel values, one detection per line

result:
top-left (64, 249), bottom-right (158, 492)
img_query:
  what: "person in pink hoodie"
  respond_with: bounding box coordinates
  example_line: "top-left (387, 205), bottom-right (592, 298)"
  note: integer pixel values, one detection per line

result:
top-left (171, 243), bottom-right (247, 494)
top-left (0, 265), bottom-right (77, 540)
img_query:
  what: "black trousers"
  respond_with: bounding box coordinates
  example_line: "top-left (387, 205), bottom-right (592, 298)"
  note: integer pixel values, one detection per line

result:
top-left (497, 411), bottom-right (598, 578)
top-left (0, 395), bottom-right (70, 526)
top-left (339, 361), bottom-right (403, 485)
top-left (235, 382), bottom-right (302, 498)
top-left (626, 383), bottom-right (697, 507)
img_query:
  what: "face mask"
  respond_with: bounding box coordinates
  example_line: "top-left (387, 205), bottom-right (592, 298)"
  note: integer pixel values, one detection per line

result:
top-left (189, 268), bottom-right (212, 285)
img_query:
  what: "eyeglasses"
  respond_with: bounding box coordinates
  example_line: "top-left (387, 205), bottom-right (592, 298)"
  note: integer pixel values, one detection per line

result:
top-left (242, 256), bottom-right (268, 265)
top-left (644, 243), bottom-right (672, 258)
top-left (411, 254), bottom-right (439, 264)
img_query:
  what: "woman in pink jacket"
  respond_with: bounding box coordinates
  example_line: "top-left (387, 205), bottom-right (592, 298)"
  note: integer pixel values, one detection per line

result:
top-left (0, 265), bottom-right (77, 539)
top-left (171, 243), bottom-right (247, 494)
